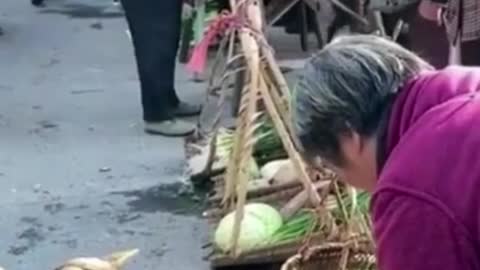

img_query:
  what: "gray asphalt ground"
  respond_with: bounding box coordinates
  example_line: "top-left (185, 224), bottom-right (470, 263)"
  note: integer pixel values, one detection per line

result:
top-left (0, 0), bottom-right (208, 269)
top-left (0, 1), bottom-right (310, 269)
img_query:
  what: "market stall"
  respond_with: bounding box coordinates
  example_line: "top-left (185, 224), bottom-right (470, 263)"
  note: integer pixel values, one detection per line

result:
top-left (182, 0), bottom-right (433, 269)
top-left (182, 0), bottom-right (380, 269)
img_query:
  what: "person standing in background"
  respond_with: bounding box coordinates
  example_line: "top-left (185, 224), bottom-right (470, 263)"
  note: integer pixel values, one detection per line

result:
top-left (121, 0), bottom-right (201, 136)
top-left (419, 0), bottom-right (480, 65)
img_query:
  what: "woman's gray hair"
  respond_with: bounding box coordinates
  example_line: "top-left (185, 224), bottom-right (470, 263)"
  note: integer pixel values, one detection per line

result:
top-left (293, 34), bottom-right (433, 166)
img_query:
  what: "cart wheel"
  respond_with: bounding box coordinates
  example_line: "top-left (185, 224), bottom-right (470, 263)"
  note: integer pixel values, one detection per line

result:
top-left (299, 1), bottom-right (309, 52)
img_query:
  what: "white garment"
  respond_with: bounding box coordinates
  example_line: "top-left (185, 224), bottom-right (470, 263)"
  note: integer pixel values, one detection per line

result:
top-left (448, 36), bottom-right (462, 65)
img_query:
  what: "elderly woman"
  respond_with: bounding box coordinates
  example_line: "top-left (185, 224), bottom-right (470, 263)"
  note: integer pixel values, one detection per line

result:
top-left (293, 35), bottom-right (480, 270)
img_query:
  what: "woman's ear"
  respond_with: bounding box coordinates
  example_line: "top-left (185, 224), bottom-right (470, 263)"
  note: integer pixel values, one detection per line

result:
top-left (339, 132), bottom-right (363, 165)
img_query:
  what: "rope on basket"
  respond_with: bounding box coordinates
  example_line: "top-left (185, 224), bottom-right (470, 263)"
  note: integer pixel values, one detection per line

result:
top-left (280, 237), bottom-right (374, 270)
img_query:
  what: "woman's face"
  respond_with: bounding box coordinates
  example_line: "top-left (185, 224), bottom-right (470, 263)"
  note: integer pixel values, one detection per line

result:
top-left (314, 133), bottom-right (378, 192)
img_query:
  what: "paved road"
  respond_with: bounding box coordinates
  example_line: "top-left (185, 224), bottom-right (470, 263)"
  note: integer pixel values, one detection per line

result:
top-left (0, 0), bottom-right (209, 269)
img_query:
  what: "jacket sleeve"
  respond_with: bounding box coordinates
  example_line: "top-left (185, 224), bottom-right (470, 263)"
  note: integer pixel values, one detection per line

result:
top-left (372, 190), bottom-right (477, 270)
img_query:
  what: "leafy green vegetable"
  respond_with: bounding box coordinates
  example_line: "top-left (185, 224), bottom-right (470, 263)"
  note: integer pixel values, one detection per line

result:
top-left (214, 203), bottom-right (283, 253)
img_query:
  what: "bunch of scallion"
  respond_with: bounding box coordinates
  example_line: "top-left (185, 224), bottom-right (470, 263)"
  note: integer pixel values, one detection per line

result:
top-left (333, 190), bottom-right (371, 220)
top-left (268, 210), bottom-right (317, 246)
top-left (268, 191), bottom-right (371, 247)
top-left (253, 119), bottom-right (286, 165)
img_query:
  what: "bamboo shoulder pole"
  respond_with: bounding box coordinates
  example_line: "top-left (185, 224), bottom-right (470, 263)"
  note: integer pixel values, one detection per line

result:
top-left (247, 0), bottom-right (320, 209)
top-left (226, 0), bottom-right (263, 256)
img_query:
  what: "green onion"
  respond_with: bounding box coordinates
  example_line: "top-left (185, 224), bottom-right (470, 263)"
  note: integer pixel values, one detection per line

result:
top-left (268, 211), bottom-right (317, 245)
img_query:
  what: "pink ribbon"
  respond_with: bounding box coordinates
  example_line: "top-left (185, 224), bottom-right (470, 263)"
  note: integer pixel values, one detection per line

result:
top-left (186, 10), bottom-right (242, 74)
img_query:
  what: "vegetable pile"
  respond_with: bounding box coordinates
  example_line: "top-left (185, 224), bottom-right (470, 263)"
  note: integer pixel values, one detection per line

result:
top-left (214, 191), bottom-right (371, 254)
top-left (211, 116), bottom-right (373, 257)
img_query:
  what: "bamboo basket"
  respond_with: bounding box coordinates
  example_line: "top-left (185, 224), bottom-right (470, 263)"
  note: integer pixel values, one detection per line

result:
top-left (203, 168), bottom-right (375, 269)
top-left (281, 247), bottom-right (375, 270)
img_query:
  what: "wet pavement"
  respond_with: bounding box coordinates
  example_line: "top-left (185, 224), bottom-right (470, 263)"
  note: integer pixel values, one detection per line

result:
top-left (0, 0), bottom-right (209, 269)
